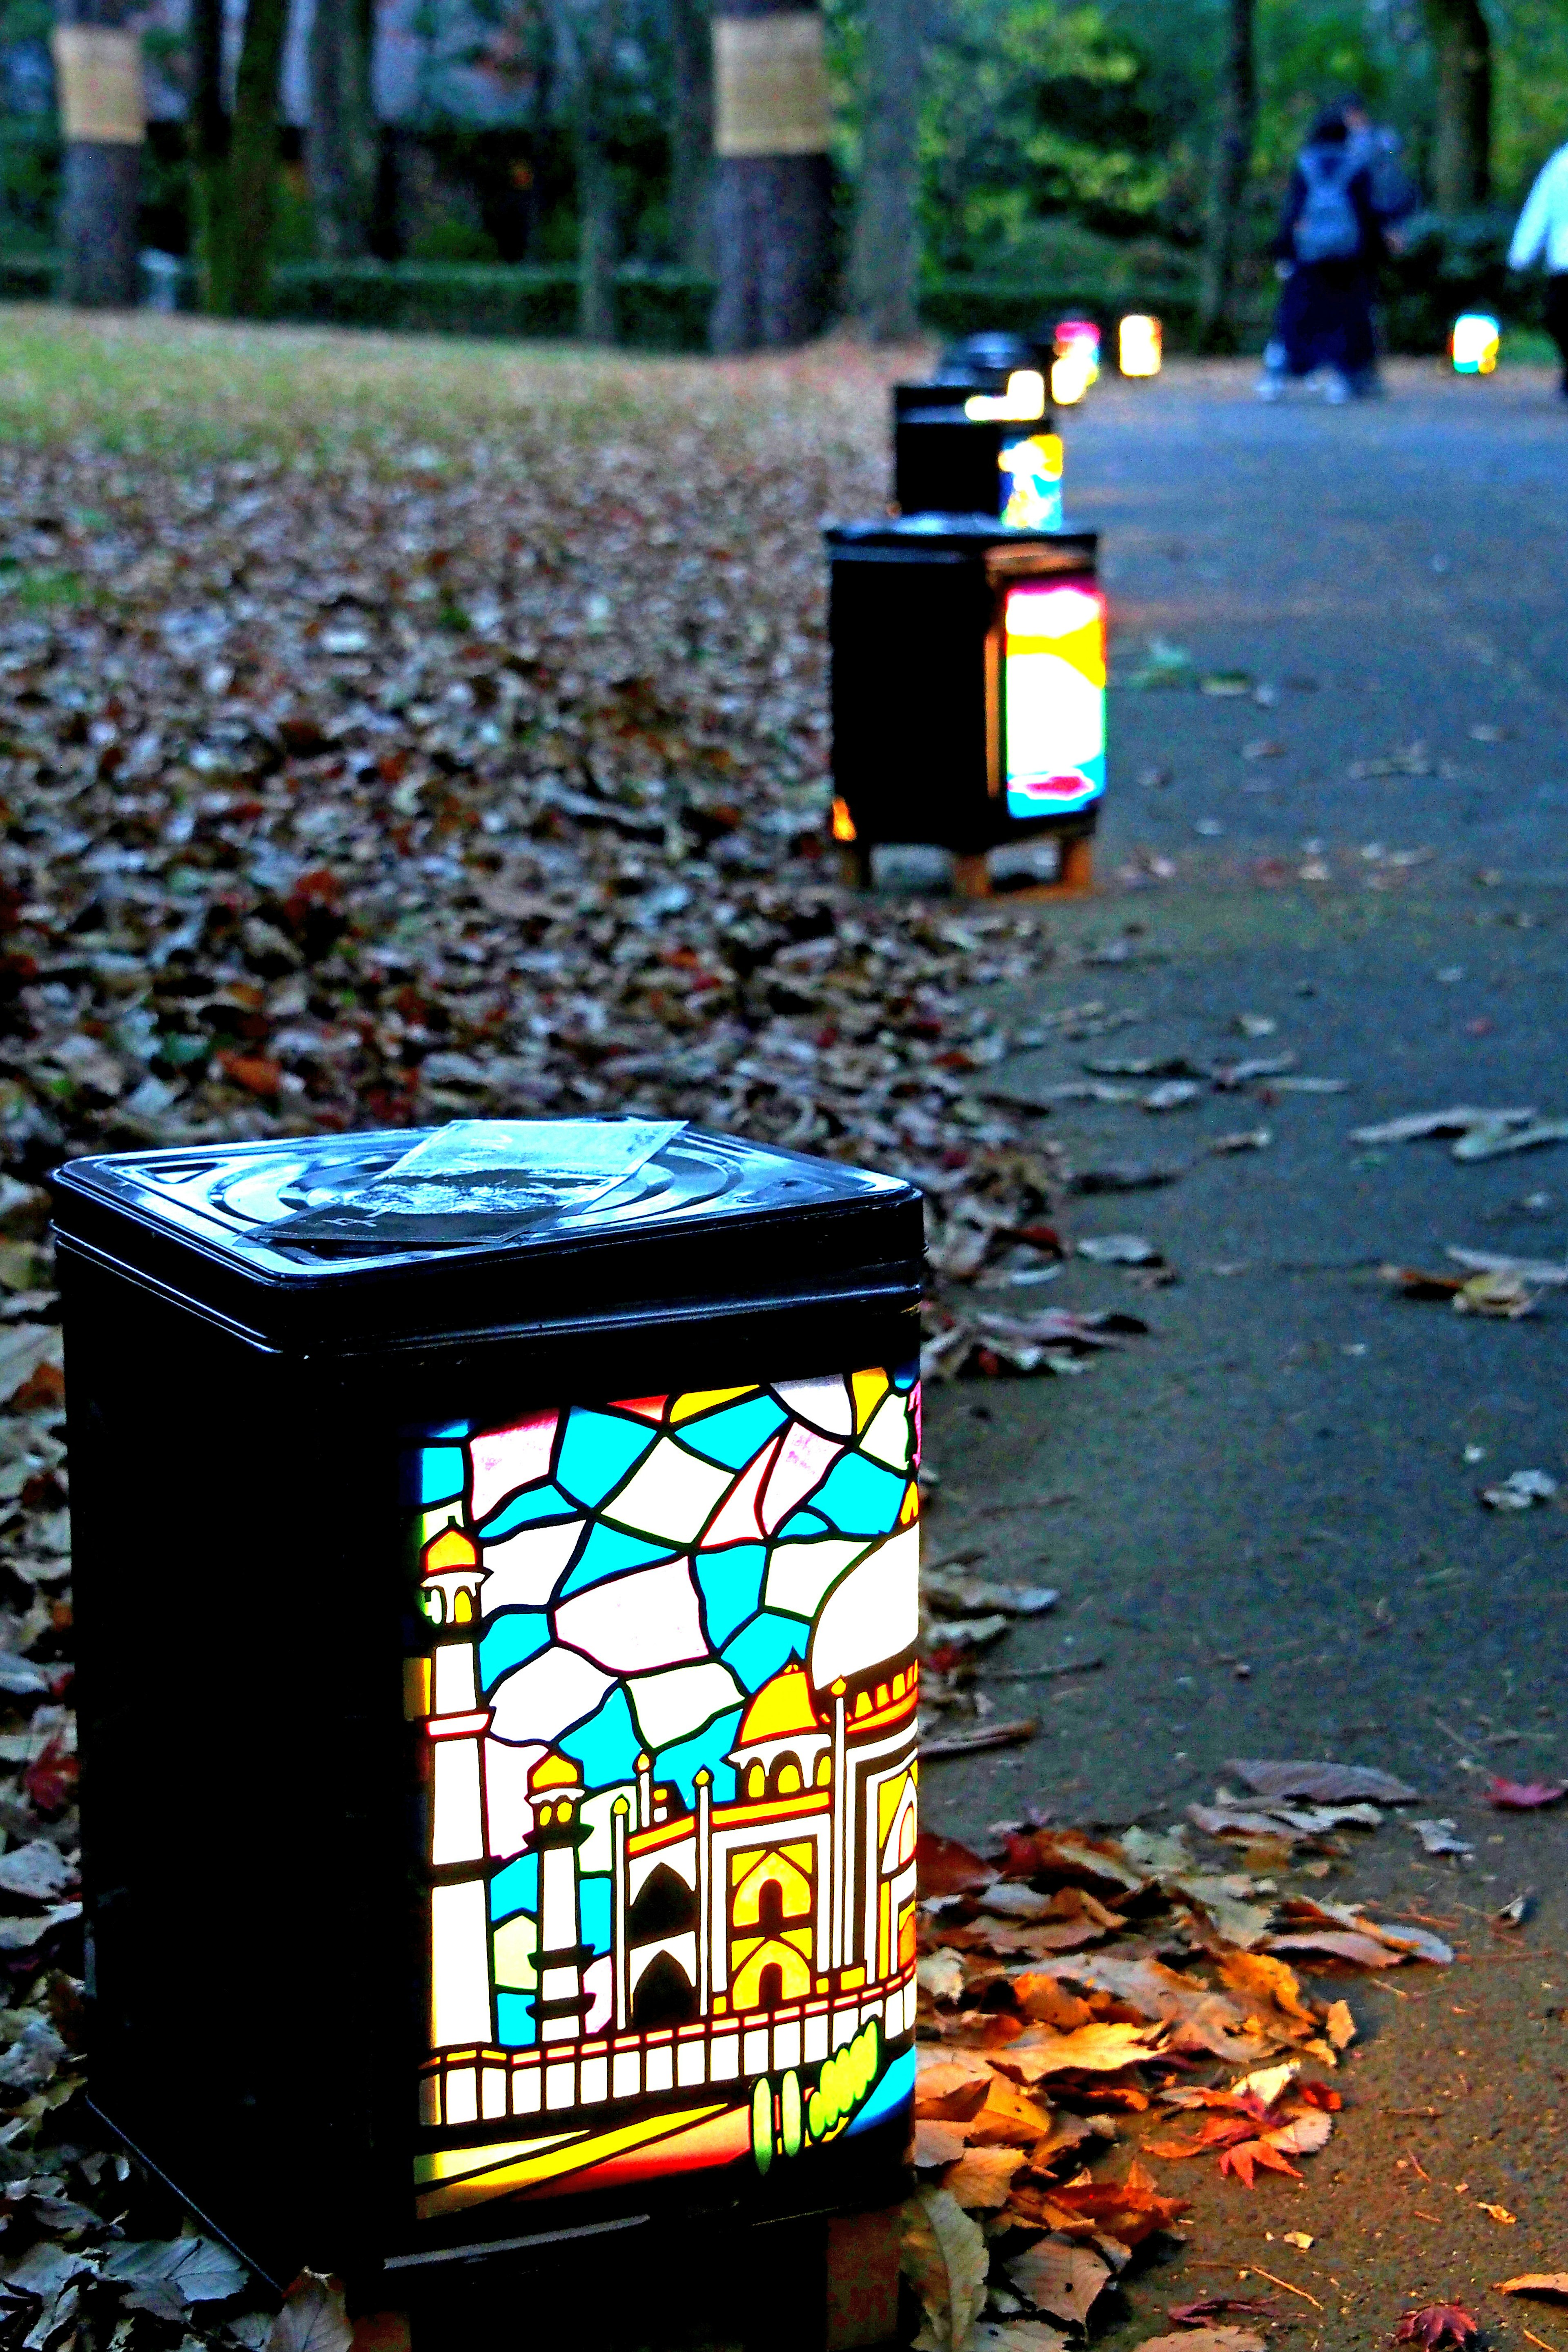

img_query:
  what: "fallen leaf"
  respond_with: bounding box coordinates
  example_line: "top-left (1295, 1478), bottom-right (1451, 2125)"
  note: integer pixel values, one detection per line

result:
top-left (993, 2022), bottom-right (1164, 2081)
top-left (923, 1719), bottom-right (1039, 1760)
top-left (1350, 1106), bottom-right (1536, 1145)
top-left (1391, 2303), bottom-right (1480, 2346)
top-left (901, 2186), bottom-right (989, 2352)
top-left (269, 2275), bottom-right (354, 2352)
top-left (1454, 1116), bottom-right (1568, 1162)
top-left (918, 1832), bottom-right (999, 1898)
top-left (1477, 2202), bottom-right (1517, 2225)
top-left (1005, 2238), bottom-right (1111, 2328)
top-left (1480, 1470), bottom-right (1558, 1512)
top-left (1227, 1760), bottom-right (1419, 1804)
top-left (915, 2120), bottom-right (971, 2167)
top-left (1497, 2276), bottom-right (1568, 2299)
top-left (1412, 1818), bottom-right (1473, 1856)
top-left (971, 2327), bottom-right (1069, 2352)
top-left (919, 1950), bottom-right (969, 2005)
top-left (1077, 1235), bottom-right (1163, 1265)
top-left (1486, 1777), bottom-right (1566, 1809)
top-left (944, 2146), bottom-right (1027, 2209)
top-left (1494, 1893), bottom-right (1532, 1927)
top-left (1447, 1247), bottom-right (1568, 1287)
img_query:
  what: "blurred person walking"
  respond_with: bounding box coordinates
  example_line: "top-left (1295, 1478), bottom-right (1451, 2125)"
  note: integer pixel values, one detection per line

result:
top-left (1341, 95), bottom-right (1419, 249)
top-left (1257, 107), bottom-right (1384, 403)
top-left (1508, 140), bottom-right (1568, 399)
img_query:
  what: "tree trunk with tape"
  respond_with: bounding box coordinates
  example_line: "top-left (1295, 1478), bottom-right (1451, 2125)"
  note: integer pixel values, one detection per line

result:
top-left (711, 0), bottom-right (832, 352)
top-left (51, 8), bottom-right (143, 309)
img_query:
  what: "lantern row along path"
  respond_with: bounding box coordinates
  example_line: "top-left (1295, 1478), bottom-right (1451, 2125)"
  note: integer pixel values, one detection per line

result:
top-left (918, 357), bottom-right (1568, 2343)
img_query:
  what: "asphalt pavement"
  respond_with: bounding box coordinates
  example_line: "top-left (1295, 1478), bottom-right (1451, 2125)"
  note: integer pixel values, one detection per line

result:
top-left (916, 360), bottom-right (1568, 2339)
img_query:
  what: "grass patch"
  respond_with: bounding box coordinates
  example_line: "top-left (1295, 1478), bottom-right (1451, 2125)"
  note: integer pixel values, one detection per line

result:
top-left (0, 305), bottom-right (901, 470)
top-left (0, 565), bottom-right (90, 609)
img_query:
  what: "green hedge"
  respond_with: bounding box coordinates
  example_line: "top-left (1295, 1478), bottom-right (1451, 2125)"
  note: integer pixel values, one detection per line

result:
top-left (919, 272), bottom-right (1207, 348)
top-left (268, 260), bottom-right (714, 349)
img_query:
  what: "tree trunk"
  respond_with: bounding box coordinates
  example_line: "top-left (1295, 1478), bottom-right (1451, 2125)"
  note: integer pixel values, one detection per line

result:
top-left (1196, 0), bottom-right (1257, 353)
top-left (577, 101), bottom-right (619, 341)
top-left (1422, 0), bottom-right (1491, 209)
top-left (227, 0), bottom-right (291, 315)
top-left (305, 0), bottom-right (378, 259)
top-left (670, 0), bottom-right (714, 272)
top-left (711, 0), bottom-right (833, 352)
top-left (187, 0), bottom-right (232, 310)
top-left (851, 0), bottom-right (921, 342)
top-left (52, 7), bottom-right (143, 308)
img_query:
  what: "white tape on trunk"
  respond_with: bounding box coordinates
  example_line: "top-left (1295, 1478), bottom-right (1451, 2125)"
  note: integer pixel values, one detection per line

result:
top-left (713, 12), bottom-right (831, 157)
top-left (51, 26), bottom-right (145, 145)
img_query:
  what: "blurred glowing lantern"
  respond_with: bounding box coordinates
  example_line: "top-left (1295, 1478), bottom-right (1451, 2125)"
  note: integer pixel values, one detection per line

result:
top-left (1051, 318), bottom-right (1100, 406)
top-left (57, 1118), bottom-right (924, 2329)
top-left (962, 368), bottom-right (1047, 423)
top-left (826, 515), bottom-right (1104, 895)
top-left (1451, 313), bottom-right (1500, 375)
top-left (999, 431), bottom-right (1064, 530)
top-left (1118, 314), bottom-right (1163, 378)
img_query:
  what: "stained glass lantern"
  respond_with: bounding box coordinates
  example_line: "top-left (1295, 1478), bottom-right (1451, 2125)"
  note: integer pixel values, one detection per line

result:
top-left (1450, 313), bottom-right (1500, 375)
top-left (892, 367), bottom-right (1056, 525)
top-left (826, 515), bottom-right (1104, 897)
top-left (54, 1119), bottom-right (924, 2340)
top-left (1051, 318), bottom-right (1101, 406)
top-left (1117, 315), bottom-right (1162, 379)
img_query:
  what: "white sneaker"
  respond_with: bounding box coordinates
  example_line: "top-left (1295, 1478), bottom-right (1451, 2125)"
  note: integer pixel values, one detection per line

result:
top-left (1255, 373), bottom-right (1285, 402)
top-left (1323, 372), bottom-right (1352, 405)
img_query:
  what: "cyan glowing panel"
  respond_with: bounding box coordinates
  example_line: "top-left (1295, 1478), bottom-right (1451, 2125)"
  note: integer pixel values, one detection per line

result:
top-left (1000, 432), bottom-right (1064, 531)
top-left (408, 1368), bottom-right (921, 2220)
top-left (1003, 577), bottom-right (1107, 820)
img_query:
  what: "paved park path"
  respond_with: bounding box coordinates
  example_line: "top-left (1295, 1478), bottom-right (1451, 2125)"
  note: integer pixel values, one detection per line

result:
top-left (921, 359), bottom-right (1568, 2341)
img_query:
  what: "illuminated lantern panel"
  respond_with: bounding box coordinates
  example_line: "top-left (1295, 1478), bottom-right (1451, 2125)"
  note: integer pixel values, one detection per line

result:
top-left (963, 368), bottom-right (1047, 424)
top-left (1000, 432), bottom-right (1064, 531)
top-left (1451, 313), bottom-right (1500, 375)
top-left (1118, 314), bottom-right (1163, 378)
top-left (1004, 577), bottom-right (1107, 822)
top-left (410, 1364), bottom-right (921, 2222)
top-left (1052, 317), bottom-right (1100, 406)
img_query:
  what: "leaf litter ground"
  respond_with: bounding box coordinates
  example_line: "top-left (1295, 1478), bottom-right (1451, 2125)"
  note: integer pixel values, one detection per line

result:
top-left (0, 321), bottom-right (1559, 2350)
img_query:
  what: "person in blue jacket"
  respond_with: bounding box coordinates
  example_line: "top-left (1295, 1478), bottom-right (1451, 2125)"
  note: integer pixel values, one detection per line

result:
top-left (1257, 108), bottom-right (1385, 403)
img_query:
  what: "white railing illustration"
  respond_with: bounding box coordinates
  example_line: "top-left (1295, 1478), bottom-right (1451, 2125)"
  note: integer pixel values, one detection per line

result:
top-left (421, 1967), bottom-right (918, 2130)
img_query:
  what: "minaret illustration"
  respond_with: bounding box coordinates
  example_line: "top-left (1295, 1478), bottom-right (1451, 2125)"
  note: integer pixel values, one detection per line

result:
top-left (526, 1753), bottom-right (592, 2040)
top-left (419, 1526), bottom-right (495, 2056)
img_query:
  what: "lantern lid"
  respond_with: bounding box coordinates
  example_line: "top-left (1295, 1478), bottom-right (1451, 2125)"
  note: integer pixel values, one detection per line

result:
top-left (826, 516), bottom-right (1096, 558)
top-left (50, 1119), bottom-right (923, 1349)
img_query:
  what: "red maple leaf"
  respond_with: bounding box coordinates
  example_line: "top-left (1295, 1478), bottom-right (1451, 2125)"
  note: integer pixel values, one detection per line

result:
top-left (1487, 1776), bottom-right (1567, 1810)
top-left (1216, 2137), bottom-right (1303, 2187)
top-left (1391, 2304), bottom-right (1480, 2347)
top-left (23, 1734), bottom-right (76, 1816)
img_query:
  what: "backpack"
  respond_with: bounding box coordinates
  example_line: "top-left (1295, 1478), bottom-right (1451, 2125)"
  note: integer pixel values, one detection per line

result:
top-left (1294, 145), bottom-right (1362, 263)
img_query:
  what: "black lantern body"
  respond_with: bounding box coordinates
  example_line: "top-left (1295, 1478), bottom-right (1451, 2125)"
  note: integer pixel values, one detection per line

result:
top-left (54, 1123), bottom-right (924, 2333)
top-left (826, 516), bottom-right (1104, 873)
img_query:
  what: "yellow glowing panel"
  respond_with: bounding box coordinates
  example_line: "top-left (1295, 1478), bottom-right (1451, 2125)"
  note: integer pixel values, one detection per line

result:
top-left (1118, 314), bottom-right (1162, 377)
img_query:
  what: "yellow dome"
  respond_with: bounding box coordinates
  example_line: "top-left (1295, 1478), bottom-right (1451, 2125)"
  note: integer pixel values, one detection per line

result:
top-left (423, 1525), bottom-right (479, 1576)
top-left (736, 1661), bottom-right (822, 1746)
top-left (529, 1751), bottom-right (583, 1793)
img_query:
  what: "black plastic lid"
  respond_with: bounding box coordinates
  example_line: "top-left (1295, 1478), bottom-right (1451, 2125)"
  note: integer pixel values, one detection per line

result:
top-left (51, 1120), bottom-right (924, 1352)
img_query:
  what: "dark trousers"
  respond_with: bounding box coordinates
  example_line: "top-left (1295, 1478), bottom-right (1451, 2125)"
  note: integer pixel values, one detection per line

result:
top-left (1546, 274), bottom-right (1568, 392)
top-left (1272, 262), bottom-right (1378, 383)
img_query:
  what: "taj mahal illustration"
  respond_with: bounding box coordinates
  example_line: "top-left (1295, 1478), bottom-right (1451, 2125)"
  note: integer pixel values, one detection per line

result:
top-left (412, 1515), bottom-right (920, 2217)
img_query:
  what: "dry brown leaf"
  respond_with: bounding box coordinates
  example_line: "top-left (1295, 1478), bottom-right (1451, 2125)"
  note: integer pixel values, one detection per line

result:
top-left (944, 2146), bottom-right (1027, 2209)
top-left (1226, 1759), bottom-right (1420, 1804)
top-left (962, 2074), bottom-right (1058, 2148)
top-left (993, 2022), bottom-right (1163, 2082)
top-left (1136, 2333), bottom-right (1266, 2352)
top-left (971, 2326), bottom-right (1069, 2352)
top-left (1497, 2276), bottom-right (1568, 2299)
top-left (915, 2120), bottom-right (972, 2168)
top-left (1004, 2237), bottom-right (1111, 2327)
top-left (268, 2274), bottom-right (354, 2352)
top-left (902, 2186), bottom-right (990, 2352)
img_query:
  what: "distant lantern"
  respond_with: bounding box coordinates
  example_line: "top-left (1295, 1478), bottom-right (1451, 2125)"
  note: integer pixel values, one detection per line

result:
top-left (826, 515), bottom-right (1105, 896)
top-left (56, 1118), bottom-right (924, 2337)
top-left (1451, 313), bottom-right (1500, 375)
top-left (1051, 317), bottom-right (1101, 405)
top-left (892, 365), bottom-right (1057, 521)
top-left (1118, 314), bottom-right (1162, 378)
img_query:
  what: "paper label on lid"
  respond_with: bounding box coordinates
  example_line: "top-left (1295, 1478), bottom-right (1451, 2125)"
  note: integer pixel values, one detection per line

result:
top-left (377, 1119), bottom-right (684, 1191)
